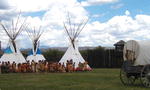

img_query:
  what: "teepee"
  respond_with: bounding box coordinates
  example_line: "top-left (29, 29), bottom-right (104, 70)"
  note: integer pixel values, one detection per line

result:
top-left (0, 15), bottom-right (27, 63)
top-left (26, 26), bottom-right (45, 62)
top-left (59, 15), bottom-right (90, 68)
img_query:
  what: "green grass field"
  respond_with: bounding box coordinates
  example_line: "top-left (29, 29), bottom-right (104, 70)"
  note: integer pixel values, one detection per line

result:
top-left (0, 69), bottom-right (149, 90)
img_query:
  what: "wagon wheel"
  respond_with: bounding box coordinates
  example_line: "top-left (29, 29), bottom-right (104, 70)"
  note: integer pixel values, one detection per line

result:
top-left (120, 68), bottom-right (135, 85)
top-left (140, 65), bottom-right (150, 87)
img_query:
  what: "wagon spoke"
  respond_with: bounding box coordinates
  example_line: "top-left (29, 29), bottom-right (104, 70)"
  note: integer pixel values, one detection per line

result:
top-left (140, 65), bottom-right (150, 87)
top-left (120, 68), bottom-right (135, 85)
top-left (128, 76), bottom-right (135, 85)
top-left (120, 69), bottom-right (128, 85)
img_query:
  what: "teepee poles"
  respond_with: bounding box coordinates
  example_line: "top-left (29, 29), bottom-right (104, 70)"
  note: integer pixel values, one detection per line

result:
top-left (26, 26), bottom-right (44, 56)
top-left (63, 13), bottom-right (88, 49)
top-left (0, 14), bottom-right (27, 53)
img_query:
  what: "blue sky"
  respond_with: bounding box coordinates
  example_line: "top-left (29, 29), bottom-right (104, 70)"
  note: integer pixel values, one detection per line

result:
top-left (23, 11), bottom-right (46, 18)
top-left (23, 0), bottom-right (150, 22)
top-left (0, 0), bottom-right (150, 48)
top-left (80, 0), bottom-right (150, 22)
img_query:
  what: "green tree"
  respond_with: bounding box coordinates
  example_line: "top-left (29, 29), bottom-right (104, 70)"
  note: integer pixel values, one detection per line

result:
top-left (43, 49), bottom-right (64, 62)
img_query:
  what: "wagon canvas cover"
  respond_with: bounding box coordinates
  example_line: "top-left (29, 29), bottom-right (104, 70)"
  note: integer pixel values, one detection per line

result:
top-left (123, 40), bottom-right (150, 66)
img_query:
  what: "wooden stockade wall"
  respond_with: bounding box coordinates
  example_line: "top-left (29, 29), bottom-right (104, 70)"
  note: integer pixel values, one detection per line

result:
top-left (81, 47), bottom-right (124, 68)
top-left (104, 49), bottom-right (123, 68)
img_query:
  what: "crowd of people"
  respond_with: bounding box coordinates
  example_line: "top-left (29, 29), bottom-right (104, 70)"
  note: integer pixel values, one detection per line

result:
top-left (0, 60), bottom-right (91, 74)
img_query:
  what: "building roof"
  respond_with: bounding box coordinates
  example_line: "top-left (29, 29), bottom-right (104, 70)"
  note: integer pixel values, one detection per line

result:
top-left (114, 40), bottom-right (125, 46)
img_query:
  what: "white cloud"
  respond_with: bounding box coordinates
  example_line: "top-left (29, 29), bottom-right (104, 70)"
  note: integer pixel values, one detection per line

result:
top-left (0, 0), bottom-right (88, 48)
top-left (92, 13), bottom-right (106, 18)
top-left (76, 10), bottom-right (150, 46)
top-left (8, 0), bottom-right (52, 12)
top-left (135, 15), bottom-right (150, 25)
top-left (125, 10), bottom-right (130, 16)
top-left (1, 0), bottom-right (150, 49)
top-left (2, 11), bottom-right (150, 48)
top-left (0, 9), bottom-right (18, 20)
top-left (26, 16), bottom-right (43, 27)
top-left (7, 0), bottom-right (81, 12)
top-left (0, 0), bottom-right (9, 9)
top-left (110, 3), bottom-right (124, 9)
top-left (42, 3), bottom-right (88, 28)
top-left (81, 0), bottom-right (119, 6)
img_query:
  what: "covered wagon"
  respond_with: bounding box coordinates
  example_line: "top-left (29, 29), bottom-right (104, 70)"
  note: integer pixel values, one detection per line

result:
top-left (120, 40), bottom-right (150, 87)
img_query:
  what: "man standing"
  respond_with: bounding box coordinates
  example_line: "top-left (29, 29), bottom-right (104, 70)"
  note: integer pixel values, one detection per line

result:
top-left (0, 61), bottom-right (1, 74)
top-left (31, 60), bottom-right (35, 72)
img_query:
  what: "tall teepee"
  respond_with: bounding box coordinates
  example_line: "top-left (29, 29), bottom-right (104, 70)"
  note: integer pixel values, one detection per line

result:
top-left (0, 15), bottom-right (27, 63)
top-left (26, 26), bottom-right (45, 62)
top-left (59, 14), bottom-right (90, 68)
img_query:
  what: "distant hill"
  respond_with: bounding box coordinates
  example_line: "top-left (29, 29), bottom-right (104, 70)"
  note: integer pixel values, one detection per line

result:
top-left (44, 47), bottom-right (96, 51)
top-left (19, 46), bottom-right (96, 52)
top-left (1, 46), bottom-right (114, 52)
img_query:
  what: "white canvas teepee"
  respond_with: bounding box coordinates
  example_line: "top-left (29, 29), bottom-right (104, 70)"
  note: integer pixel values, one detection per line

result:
top-left (60, 40), bottom-right (86, 68)
top-left (0, 15), bottom-right (27, 64)
top-left (59, 15), bottom-right (90, 68)
top-left (0, 40), bottom-right (26, 63)
top-left (26, 27), bottom-right (45, 62)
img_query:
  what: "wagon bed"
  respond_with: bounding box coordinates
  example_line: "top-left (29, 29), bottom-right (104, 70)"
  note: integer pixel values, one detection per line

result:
top-left (120, 61), bottom-right (150, 87)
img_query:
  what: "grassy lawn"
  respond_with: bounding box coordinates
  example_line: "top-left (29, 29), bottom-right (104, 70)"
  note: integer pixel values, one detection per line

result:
top-left (0, 69), bottom-right (149, 90)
